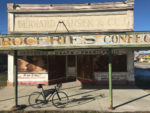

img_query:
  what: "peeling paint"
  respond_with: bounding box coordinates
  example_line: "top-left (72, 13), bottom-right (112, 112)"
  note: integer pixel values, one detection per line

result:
top-left (0, 33), bottom-right (150, 50)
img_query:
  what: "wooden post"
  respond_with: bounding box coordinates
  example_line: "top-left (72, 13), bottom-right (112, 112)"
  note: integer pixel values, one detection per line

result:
top-left (108, 48), bottom-right (113, 109)
top-left (14, 50), bottom-right (18, 107)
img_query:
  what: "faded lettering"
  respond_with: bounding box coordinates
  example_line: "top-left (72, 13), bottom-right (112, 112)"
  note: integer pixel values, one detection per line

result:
top-left (0, 34), bottom-right (150, 48)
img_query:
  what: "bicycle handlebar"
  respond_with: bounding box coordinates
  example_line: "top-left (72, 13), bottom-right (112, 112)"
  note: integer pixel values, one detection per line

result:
top-left (55, 83), bottom-right (62, 90)
top-left (57, 83), bottom-right (62, 88)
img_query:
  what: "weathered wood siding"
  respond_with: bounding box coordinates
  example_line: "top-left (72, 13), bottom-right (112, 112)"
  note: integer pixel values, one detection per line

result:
top-left (7, 0), bottom-right (134, 34)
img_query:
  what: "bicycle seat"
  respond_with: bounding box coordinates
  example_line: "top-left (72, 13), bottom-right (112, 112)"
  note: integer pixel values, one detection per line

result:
top-left (37, 84), bottom-right (44, 88)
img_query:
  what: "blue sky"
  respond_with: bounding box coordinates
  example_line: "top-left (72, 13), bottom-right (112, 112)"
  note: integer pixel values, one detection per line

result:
top-left (0, 0), bottom-right (150, 34)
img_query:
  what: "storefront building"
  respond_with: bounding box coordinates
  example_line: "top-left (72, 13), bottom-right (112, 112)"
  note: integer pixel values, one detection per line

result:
top-left (2, 0), bottom-right (142, 86)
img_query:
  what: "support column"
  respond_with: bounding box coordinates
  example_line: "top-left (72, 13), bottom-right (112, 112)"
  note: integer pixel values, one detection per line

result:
top-left (8, 51), bottom-right (14, 86)
top-left (12, 50), bottom-right (26, 110)
top-left (127, 50), bottom-right (135, 85)
top-left (108, 49), bottom-right (113, 109)
top-left (14, 50), bottom-right (18, 107)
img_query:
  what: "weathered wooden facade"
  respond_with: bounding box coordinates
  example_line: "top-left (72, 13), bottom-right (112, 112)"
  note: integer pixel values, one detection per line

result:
top-left (4, 0), bottom-right (138, 86)
top-left (6, 32), bottom-right (150, 85)
top-left (2, 0), bottom-right (150, 109)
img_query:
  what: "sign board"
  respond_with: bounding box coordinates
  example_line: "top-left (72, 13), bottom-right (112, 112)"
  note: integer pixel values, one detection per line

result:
top-left (17, 49), bottom-right (127, 56)
top-left (7, 1), bottom-right (134, 33)
top-left (12, 13), bottom-right (133, 33)
top-left (18, 73), bottom-right (48, 82)
top-left (0, 32), bottom-right (150, 50)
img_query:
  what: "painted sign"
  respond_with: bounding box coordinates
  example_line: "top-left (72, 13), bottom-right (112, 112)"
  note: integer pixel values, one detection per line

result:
top-left (17, 49), bottom-right (126, 55)
top-left (13, 14), bottom-right (132, 33)
top-left (94, 72), bottom-right (126, 80)
top-left (18, 73), bottom-right (48, 82)
top-left (8, 1), bottom-right (134, 33)
top-left (0, 33), bottom-right (150, 50)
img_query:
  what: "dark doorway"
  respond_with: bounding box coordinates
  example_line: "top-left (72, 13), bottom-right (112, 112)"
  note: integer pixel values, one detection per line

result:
top-left (48, 56), bottom-right (66, 84)
top-left (0, 54), bottom-right (8, 88)
top-left (77, 55), bottom-right (93, 80)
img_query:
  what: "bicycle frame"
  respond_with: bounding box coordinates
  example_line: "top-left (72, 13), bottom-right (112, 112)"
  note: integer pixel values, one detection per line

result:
top-left (28, 83), bottom-right (68, 108)
top-left (41, 86), bottom-right (60, 103)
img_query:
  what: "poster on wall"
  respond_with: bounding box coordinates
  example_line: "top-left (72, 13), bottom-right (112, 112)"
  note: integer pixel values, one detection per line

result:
top-left (18, 56), bottom-right (47, 73)
top-left (18, 73), bottom-right (48, 82)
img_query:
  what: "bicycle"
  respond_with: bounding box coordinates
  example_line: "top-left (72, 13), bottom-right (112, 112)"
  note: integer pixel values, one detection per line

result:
top-left (28, 83), bottom-right (69, 108)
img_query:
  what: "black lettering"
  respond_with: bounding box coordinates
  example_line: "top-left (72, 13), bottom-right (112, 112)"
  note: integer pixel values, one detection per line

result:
top-left (85, 37), bottom-right (95, 44)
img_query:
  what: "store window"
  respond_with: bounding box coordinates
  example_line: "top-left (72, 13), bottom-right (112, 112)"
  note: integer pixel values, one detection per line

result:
top-left (93, 55), bottom-right (127, 72)
top-left (112, 55), bottom-right (127, 72)
top-left (18, 56), bottom-right (48, 73)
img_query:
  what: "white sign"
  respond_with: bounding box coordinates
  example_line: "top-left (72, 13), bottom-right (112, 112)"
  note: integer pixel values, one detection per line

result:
top-left (18, 73), bottom-right (48, 82)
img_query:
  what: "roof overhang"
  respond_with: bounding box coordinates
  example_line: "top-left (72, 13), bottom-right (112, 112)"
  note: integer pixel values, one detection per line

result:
top-left (0, 31), bottom-right (150, 51)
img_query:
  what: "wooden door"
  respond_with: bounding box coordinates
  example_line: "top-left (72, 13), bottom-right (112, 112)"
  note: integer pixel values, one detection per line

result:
top-left (77, 55), bottom-right (93, 80)
top-left (48, 56), bottom-right (66, 80)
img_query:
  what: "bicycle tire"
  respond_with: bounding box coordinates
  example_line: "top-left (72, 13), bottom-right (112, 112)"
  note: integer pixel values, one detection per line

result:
top-left (52, 91), bottom-right (69, 108)
top-left (28, 92), bottom-right (45, 108)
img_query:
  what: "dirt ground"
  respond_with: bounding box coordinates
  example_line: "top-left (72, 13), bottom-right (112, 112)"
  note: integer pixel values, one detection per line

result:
top-left (0, 81), bottom-right (150, 112)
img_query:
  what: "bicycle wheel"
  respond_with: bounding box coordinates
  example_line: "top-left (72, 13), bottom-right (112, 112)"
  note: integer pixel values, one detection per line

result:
top-left (52, 91), bottom-right (69, 108)
top-left (28, 92), bottom-right (45, 108)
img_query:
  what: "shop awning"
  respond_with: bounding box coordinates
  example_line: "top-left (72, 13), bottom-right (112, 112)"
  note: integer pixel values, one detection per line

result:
top-left (0, 31), bottom-right (150, 50)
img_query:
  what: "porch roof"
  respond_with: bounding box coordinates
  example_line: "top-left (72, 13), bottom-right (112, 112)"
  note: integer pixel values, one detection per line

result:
top-left (0, 31), bottom-right (150, 50)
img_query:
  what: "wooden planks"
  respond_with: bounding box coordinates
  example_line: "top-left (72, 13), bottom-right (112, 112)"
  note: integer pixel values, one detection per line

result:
top-left (7, 0), bottom-right (134, 33)
top-left (7, 1), bottom-right (134, 13)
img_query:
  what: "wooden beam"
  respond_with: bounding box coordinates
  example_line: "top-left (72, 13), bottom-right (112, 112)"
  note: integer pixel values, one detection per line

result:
top-left (14, 50), bottom-right (18, 107)
top-left (7, 1), bottom-right (134, 13)
top-left (0, 32), bottom-right (150, 50)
